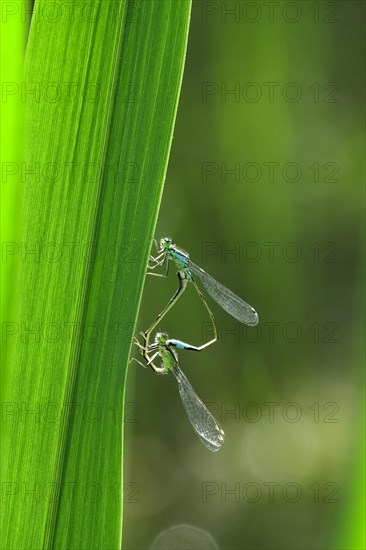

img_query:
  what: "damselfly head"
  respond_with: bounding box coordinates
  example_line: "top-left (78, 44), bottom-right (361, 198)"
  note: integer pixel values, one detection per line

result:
top-left (160, 237), bottom-right (173, 251)
top-left (155, 331), bottom-right (169, 345)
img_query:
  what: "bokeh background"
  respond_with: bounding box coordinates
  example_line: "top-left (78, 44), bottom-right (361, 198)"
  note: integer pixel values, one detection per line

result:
top-left (124, 2), bottom-right (364, 549)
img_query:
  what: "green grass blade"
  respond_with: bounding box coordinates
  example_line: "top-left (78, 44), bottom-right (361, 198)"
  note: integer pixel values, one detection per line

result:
top-left (0, 1), bottom-right (25, 390)
top-left (0, 1), bottom-right (192, 548)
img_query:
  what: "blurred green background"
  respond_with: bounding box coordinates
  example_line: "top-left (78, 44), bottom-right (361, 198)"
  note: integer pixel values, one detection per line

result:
top-left (124, 2), bottom-right (364, 549)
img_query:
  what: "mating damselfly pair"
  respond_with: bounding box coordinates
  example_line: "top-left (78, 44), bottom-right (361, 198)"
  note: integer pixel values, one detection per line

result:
top-left (133, 238), bottom-right (259, 451)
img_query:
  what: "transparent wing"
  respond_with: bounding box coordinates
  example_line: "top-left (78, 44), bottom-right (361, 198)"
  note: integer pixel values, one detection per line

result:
top-left (189, 260), bottom-right (259, 326)
top-left (172, 362), bottom-right (224, 452)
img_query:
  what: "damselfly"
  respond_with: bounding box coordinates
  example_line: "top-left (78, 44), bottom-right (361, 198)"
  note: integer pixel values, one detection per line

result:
top-left (134, 331), bottom-right (224, 452)
top-left (146, 238), bottom-right (259, 345)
